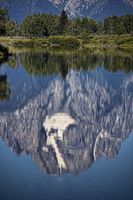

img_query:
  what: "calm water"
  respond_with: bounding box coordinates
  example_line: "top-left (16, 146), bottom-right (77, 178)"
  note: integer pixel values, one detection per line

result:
top-left (0, 48), bottom-right (133, 200)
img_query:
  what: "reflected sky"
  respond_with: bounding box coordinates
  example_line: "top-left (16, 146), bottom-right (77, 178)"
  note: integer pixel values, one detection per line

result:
top-left (0, 48), bottom-right (133, 177)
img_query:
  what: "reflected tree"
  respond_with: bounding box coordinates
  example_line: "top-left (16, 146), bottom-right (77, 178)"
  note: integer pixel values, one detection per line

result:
top-left (10, 48), bottom-right (133, 77)
top-left (104, 55), bottom-right (133, 73)
top-left (19, 50), bottom-right (100, 76)
top-left (7, 55), bottom-right (17, 68)
top-left (0, 74), bottom-right (10, 101)
top-left (0, 44), bottom-right (9, 65)
top-left (19, 49), bottom-right (133, 75)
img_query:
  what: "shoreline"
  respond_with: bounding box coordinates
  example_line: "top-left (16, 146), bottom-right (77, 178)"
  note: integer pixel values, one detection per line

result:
top-left (0, 35), bottom-right (133, 49)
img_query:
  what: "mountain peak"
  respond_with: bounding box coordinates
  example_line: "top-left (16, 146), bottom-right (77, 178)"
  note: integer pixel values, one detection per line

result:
top-left (0, 0), bottom-right (133, 21)
top-left (49, 0), bottom-right (133, 18)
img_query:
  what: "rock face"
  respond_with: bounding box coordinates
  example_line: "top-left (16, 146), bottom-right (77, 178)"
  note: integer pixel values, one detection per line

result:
top-left (0, 0), bottom-right (133, 21)
top-left (49, 0), bottom-right (133, 18)
top-left (0, 55), bottom-right (133, 174)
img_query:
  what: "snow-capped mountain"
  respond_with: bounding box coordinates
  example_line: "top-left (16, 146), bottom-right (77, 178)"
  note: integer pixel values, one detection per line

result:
top-left (0, 0), bottom-right (133, 21)
top-left (49, 0), bottom-right (133, 18)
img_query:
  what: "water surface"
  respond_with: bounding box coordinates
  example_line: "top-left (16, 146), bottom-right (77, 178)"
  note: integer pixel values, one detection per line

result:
top-left (0, 48), bottom-right (133, 200)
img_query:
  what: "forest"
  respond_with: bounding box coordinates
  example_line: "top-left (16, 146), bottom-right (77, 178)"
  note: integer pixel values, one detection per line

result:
top-left (0, 8), bottom-right (133, 37)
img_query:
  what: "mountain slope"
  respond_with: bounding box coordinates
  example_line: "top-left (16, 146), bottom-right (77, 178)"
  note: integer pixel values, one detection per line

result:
top-left (0, 0), bottom-right (58, 21)
top-left (0, 0), bottom-right (133, 21)
top-left (49, 0), bottom-right (133, 18)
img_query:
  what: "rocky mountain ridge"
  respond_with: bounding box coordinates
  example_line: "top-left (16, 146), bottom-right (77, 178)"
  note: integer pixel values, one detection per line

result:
top-left (0, 0), bottom-right (133, 21)
top-left (49, 0), bottom-right (133, 18)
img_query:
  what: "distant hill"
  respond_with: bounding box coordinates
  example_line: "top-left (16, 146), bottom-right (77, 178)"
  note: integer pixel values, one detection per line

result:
top-left (0, 0), bottom-right (133, 21)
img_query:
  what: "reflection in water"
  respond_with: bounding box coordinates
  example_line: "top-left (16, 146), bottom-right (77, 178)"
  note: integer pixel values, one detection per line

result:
top-left (8, 47), bottom-right (133, 75)
top-left (0, 47), bottom-right (11, 101)
top-left (0, 75), bottom-right (10, 101)
top-left (20, 49), bottom-right (133, 75)
top-left (0, 48), bottom-right (133, 175)
top-left (43, 113), bottom-right (76, 172)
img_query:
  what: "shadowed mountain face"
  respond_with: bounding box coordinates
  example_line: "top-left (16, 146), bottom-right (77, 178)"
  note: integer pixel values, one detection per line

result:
top-left (49, 0), bottom-right (133, 18)
top-left (0, 0), bottom-right (133, 21)
top-left (0, 0), bottom-right (58, 21)
top-left (0, 49), bottom-right (133, 175)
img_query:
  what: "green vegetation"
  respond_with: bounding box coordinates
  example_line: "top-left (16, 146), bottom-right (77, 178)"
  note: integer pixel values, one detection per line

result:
top-left (83, 34), bottom-right (133, 48)
top-left (0, 36), bottom-right (80, 48)
top-left (0, 8), bottom-right (133, 48)
top-left (59, 10), bottom-right (68, 34)
top-left (0, 35), bottom-right (133, 48)
top-left (104, 15), bottom-right (133, 34)
top-left (20, 14), bottom-right (49, 37)
top-left (0, 8), bottom-right (9, 35)
top-left (5, 20), bottom-right (17, 37)
top-left (19, 11), bottom-right (99, 37)
top-left (48, 36), bottom-right (80, 47)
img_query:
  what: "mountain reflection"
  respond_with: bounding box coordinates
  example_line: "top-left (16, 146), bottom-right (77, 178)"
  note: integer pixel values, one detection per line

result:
top-left (0, 48), bottom-right (133, 175)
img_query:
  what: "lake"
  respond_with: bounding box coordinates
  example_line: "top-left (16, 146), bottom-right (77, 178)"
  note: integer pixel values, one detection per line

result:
top-left (0, 47), bottom-right (133, 200)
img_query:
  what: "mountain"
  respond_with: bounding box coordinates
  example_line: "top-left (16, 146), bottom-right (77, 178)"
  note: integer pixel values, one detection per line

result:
top-left (0, 0), bottom-right (133, 21)
top-left (50, 0), bottom-right (133, 18)
top-left (0, 0), bottom-right (58, 21)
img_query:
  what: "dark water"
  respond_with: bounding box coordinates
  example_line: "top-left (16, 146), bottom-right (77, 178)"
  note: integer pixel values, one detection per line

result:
top-left (0, 48), bottom-right (133, 200)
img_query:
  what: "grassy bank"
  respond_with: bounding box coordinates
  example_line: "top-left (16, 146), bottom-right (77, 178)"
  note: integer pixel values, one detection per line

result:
top-left (82, 34), bottom-right (133, 48)
top-left (0, 35), bottom-right (133, 49)
top-left (0, 36), bottom-right (80, 48)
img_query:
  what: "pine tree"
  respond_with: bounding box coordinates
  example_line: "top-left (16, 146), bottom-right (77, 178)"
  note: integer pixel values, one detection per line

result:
top-left (59, 10), bottom-right (68, 34)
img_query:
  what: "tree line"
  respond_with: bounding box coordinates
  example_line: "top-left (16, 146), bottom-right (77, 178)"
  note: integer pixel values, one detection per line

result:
top-left (0, 8), bottom-right (133, 37)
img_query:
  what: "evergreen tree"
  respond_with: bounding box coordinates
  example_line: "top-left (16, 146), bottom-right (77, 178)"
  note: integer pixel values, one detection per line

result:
top-left (59, 10), bottom-right (68, 34)
top-left (20, 14), bottom-right (49, 37)
top-left (5, 21), bottom-right (17, 37)
top-left (104, 16), bottom-right (118, 34)
top-left (0, 8), bottom-right (9, 35)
